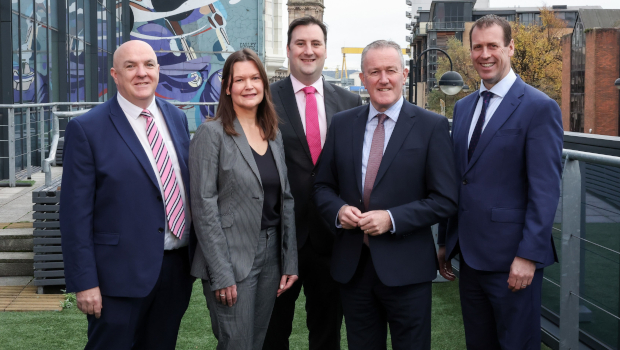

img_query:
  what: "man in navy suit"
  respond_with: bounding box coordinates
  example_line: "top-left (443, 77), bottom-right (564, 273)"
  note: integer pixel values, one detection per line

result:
top-left (313, 40), bottom-right (458, 350)
top-left (437, 15), bottom-right (563, 349)
top-left (60, 40), bottom-right (194, 350)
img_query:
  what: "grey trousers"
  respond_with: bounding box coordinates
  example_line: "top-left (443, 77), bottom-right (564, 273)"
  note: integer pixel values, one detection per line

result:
top-left (203, 227), bottom-right (281, 350)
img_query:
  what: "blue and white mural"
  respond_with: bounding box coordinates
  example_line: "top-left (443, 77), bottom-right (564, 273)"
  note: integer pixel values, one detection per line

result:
top-left (128, 0), bottom-right (263, 131)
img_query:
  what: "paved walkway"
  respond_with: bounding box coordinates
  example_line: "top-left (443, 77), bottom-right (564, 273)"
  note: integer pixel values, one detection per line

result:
top-left (0, 167), bottom-right (63, 292)
top-left (0, 167), bottom-right (63, 226)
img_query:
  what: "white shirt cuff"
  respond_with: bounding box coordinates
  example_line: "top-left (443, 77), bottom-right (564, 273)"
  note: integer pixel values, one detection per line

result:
top-left (387, 210), bottom-right (396, 234)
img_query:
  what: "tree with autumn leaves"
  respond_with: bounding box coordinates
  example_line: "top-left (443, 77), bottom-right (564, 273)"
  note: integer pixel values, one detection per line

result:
top-left (431, 8), bottom-right (566, 117)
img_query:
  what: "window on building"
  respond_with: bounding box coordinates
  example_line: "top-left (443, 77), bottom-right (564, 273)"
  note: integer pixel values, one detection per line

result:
top-left (556, 12), bottom-right (577, 28)
top-left (570, 18), bottom-right (585, 133)
top-left (433, 2), bottom-right (464, 23)
top-left (519, 12), bottom-right (541, 26)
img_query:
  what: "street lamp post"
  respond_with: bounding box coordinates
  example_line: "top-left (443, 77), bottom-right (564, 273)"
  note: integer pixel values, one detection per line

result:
top-left (409, 48), bottom-right (464, 105)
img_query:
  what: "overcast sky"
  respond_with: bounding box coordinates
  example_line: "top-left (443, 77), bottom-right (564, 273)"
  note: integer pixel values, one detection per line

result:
top-left (280, 0), bottom-right (620, 71)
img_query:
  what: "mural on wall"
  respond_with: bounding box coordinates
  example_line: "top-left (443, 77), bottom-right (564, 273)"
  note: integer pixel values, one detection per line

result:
top-left (12, 0), bottom-right (50, 104)
top-left (128, 0), bottom-right (263, 131)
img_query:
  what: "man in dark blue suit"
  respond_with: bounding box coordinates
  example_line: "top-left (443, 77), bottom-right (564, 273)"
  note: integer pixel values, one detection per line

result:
top-left (437, 15), bottom-right (563, 350)
top-left (313, 40), bottom-right (458, 350)
top-left (60, 40), bottom-right (194, 350)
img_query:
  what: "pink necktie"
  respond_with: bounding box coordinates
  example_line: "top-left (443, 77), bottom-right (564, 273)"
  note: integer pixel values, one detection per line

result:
top-left (303, 86), bottom-right (321, 165)
top-left (141, 109), bottom-right (186, 239)
top-left (362, 113), bottom-right (388, 246)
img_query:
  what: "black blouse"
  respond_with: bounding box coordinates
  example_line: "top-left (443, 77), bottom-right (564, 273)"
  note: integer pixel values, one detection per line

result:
top-left (251, 144), bottom-right (282, 230)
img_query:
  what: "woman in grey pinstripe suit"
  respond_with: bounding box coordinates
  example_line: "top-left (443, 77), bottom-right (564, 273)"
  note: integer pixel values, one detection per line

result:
top-left (189, 48), bottom-right (298, 350)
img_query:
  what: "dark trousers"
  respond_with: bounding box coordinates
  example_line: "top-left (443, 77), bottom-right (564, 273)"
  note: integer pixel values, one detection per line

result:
top-left (459, 258), bottom-right (544, 350)
top-left (339, 245), bottom-right (432, 350)
top-left (263, 240), bottom-right (343, 350)
top-left (85, 248), bottom-right (194, 350)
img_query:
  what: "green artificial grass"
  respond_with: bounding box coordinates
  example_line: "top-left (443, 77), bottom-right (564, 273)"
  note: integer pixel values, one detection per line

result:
top-left (0, 280), bottom-right (553, 349)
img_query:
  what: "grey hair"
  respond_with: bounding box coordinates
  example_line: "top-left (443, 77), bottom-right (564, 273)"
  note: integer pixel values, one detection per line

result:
top-left (360, 40), bottom-right (405, 73)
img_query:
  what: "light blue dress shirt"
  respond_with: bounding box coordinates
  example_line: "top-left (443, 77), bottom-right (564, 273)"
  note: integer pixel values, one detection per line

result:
top-left (335, 97), bottom-right (403, 233)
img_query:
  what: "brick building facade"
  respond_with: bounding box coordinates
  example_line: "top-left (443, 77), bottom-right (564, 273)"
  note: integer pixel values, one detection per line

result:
top-left (562, 9), bottom-right (620, 136)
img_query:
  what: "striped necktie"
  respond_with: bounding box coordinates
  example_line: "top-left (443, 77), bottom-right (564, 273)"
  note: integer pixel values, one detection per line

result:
top-left (140, 109), bottom-right (186, 239)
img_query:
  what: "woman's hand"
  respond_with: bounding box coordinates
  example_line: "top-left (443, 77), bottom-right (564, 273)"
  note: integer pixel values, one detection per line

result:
top-left (215, 285), bottom-right (238, 306)
top-left (276, 275), bottom-right (298, 297)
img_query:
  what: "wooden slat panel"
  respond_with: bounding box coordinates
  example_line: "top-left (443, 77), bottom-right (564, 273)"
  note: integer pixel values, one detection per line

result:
top-left (33, 246), bottom-right (63, 253)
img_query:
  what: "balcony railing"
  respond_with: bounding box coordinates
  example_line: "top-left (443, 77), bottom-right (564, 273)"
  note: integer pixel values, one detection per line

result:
top-left (426, 21), bottom-right (465, 31)
top-left (0, 102), bottom-right (218, 187)
top-left (2, 103), bottom-right (620, 349)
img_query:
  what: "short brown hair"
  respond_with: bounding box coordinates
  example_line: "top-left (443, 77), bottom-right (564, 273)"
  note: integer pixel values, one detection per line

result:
top-left (469, 14), bottom-right (512, 48)
top-left (287, 16), bottom-right (328, 47)
top-left (214, 48), bottom-right (279, 141)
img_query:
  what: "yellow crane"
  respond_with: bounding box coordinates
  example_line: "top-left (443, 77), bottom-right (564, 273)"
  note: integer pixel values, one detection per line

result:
top-left (339, 47), bottom-right (410, 79)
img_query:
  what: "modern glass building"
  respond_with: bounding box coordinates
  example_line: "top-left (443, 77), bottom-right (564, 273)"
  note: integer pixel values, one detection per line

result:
top-left (0, 0), bottom-right (267, 180)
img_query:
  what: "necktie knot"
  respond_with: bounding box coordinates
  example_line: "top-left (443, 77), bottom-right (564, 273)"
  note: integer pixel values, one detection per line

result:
top-left (140, 109), bottom-right (153, 120)
top-left (302, 86), bottom-right (316, 95)
top-left (481, 91), bottom-right (494, 102)
top-left (376, 113), bottom-right (388, 125)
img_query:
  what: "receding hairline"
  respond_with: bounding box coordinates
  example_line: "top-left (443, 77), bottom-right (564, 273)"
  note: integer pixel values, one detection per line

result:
top-left (361, 40), bottom-right (404, 73)
top-left (112, 41), bottom-right (157, 69)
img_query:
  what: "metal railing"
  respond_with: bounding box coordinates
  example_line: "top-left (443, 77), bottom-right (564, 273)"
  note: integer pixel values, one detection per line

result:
top-left (555, 149), bottom-right (620, 350)
top-left (0, 102), bottom-right (218, 187)
top-left (0, 102), bottom-right (102, 187)
top-left (426, 21), bottom-right (465, 31)
top-left (42, 110), bottom-right (92, 186)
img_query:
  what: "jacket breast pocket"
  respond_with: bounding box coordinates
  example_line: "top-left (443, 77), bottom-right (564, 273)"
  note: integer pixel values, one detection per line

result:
top-left (491, 208), bottom-right (526, 224)
top-left (220, 213), bottom-right (234, 228)
top-left (495, 128), bottom-right (521, 137)
top-left (93, 232), bottom-right (120, 245)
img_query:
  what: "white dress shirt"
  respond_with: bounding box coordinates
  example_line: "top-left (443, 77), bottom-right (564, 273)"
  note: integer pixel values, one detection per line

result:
top-left (117, 93), bottom-right (190, 250)
top-left (467, 69), bottom-right (517, 146)
top-left (290, 74), bottom-right (328, 147)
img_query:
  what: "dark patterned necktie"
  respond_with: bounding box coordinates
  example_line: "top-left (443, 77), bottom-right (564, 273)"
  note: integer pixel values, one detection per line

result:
top-left (468, 91), bottom-right (494, 162)
top-left (362, 113), bottom-right (388, 246)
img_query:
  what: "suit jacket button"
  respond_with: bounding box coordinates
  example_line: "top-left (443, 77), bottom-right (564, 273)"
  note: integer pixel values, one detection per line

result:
top-left (158, 227), bottom-right (164, 233)
top-left (157, 195), bottom-right (162, 202)
top-left (311, 172), bottom-right (315, 177)
top-left (462, 179), bottom-right (468, 185)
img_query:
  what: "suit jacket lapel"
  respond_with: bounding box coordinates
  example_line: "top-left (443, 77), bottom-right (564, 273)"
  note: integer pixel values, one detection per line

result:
top-left (465, 78), bottom-right (524, 174)
top-left (373, 102), bottom-right (417, 188)
top-left (323, 80), bottom-right (337, 127)
top-left (108, 95), bottom-right (159, 190)
top-left (231, 118), bottom-right (262, 187)
top-left (353, 106), bottom-right (370, 197)
top-left (278, 77), bottom-right (312, 160)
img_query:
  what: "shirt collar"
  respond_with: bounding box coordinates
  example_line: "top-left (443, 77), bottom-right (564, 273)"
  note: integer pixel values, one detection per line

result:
top-left (368, 96), bottom-right (403, 124)
top-left (117, 92), bottom-right (157, 120)
top-left (290, 74), bottom-right (324, 97)
top-left (479, 69), bottom-right (516, 98)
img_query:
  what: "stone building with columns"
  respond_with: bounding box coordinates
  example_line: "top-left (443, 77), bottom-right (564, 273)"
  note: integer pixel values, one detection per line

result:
top-left (287, 0), bottom-right (325, 24)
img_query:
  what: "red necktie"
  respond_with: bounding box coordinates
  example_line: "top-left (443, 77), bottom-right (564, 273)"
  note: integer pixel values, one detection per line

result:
top-left (362, 113), bottom-right (388, 246)
top-left (303, 86), bottom-right (321, 165)
top-left (141, 109), bottom-right (186, 239)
